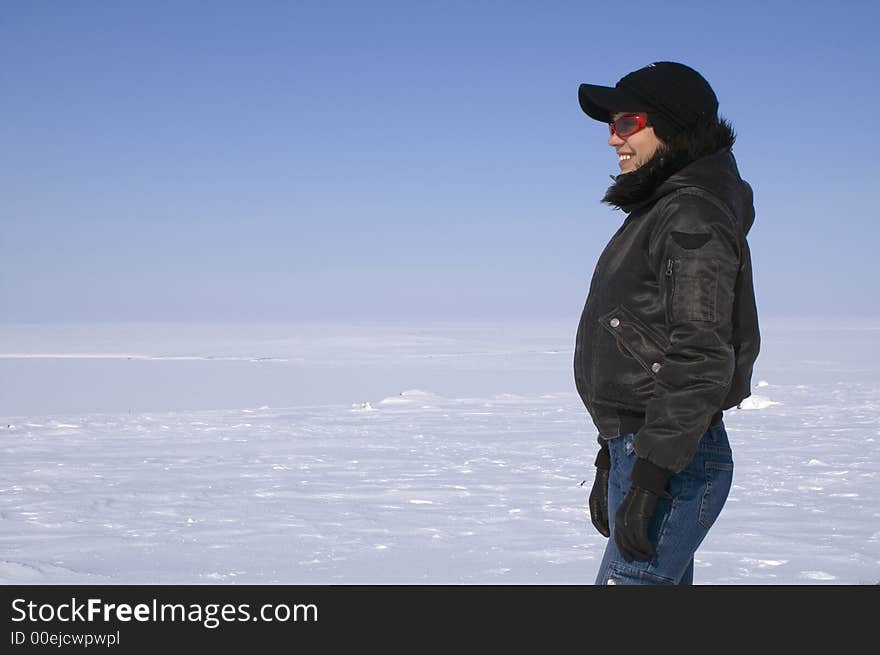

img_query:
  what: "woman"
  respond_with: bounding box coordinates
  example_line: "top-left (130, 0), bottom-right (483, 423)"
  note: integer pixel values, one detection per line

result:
top-left (573, 62), bottom-right (760, 585)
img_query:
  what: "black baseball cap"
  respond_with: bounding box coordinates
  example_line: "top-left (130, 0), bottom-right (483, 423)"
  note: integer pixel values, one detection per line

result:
top-left (578, 62), bottom-right (719, 139)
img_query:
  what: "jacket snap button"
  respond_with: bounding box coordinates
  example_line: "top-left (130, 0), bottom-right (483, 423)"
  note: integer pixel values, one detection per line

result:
top-left (609, 318), bottom-right (620, 328)
top-left (651, 362), bottom-right (661, 373)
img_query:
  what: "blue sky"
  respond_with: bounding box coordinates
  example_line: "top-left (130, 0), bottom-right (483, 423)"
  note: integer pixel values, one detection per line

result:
top-left (3, 0), bottom-right (878, 322)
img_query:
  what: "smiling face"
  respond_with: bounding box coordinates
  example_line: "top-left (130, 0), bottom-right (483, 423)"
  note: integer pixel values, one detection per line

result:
top-left (609, 112), bottom-right (664, 174)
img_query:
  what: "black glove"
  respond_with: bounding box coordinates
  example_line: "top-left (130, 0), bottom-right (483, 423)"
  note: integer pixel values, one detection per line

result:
top-left (588, 445), bottom-right (611, 537)
top-left (614, 485), bottom-right (659, 562)
top-left (589, 468), bottom-right (610, 537)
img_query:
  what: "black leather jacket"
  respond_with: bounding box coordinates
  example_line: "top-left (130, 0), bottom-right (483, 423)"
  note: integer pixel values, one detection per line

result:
top-left (574, 142), bottom-right (760, 485)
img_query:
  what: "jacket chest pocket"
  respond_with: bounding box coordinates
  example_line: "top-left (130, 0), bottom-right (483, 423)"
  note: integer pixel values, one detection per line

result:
top-left (598, 304), bottom-right (669, 377)
top-left (665, 257), bottom-right (719, 323)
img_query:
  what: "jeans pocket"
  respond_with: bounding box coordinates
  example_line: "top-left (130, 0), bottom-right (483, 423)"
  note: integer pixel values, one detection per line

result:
top-left (698, 461), bottom-right (733, 530)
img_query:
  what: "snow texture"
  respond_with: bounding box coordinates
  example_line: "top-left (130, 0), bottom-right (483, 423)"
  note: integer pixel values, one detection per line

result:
top-left (0, 319), bottom-right (878, 584)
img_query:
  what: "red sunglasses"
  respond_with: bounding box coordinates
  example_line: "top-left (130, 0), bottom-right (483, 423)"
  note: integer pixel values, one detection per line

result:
top-left (609, 113), bottom-right (648, 138)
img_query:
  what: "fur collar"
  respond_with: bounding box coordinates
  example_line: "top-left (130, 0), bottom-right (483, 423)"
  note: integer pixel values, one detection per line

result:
top-left (602, 119), bottom-right (737, 212)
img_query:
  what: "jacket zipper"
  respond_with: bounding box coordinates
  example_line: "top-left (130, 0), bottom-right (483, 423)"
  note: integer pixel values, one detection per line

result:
top-left (665, 258), bottom-right (674, 323)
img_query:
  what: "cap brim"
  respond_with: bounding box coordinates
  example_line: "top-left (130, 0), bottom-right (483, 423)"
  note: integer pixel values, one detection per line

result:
top-left (578, 83), bottom-right (650, 122)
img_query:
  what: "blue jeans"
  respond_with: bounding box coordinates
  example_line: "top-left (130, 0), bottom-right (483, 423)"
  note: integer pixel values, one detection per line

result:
top-left (595, 421), bottom-right (734, 585)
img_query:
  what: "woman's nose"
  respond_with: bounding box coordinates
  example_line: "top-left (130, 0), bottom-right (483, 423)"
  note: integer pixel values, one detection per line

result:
top-left (608, 130), bottom-right (625, 147)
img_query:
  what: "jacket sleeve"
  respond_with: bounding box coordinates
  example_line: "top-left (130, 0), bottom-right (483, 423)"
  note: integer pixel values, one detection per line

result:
top-left (631, 190), bottom-right (742, 488)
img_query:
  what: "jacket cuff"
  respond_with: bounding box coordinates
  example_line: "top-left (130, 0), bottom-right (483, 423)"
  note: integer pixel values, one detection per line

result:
top-left (631, 458), bottom-right (672, 496)
top-left (594, 444), bottom-right (611, 470)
